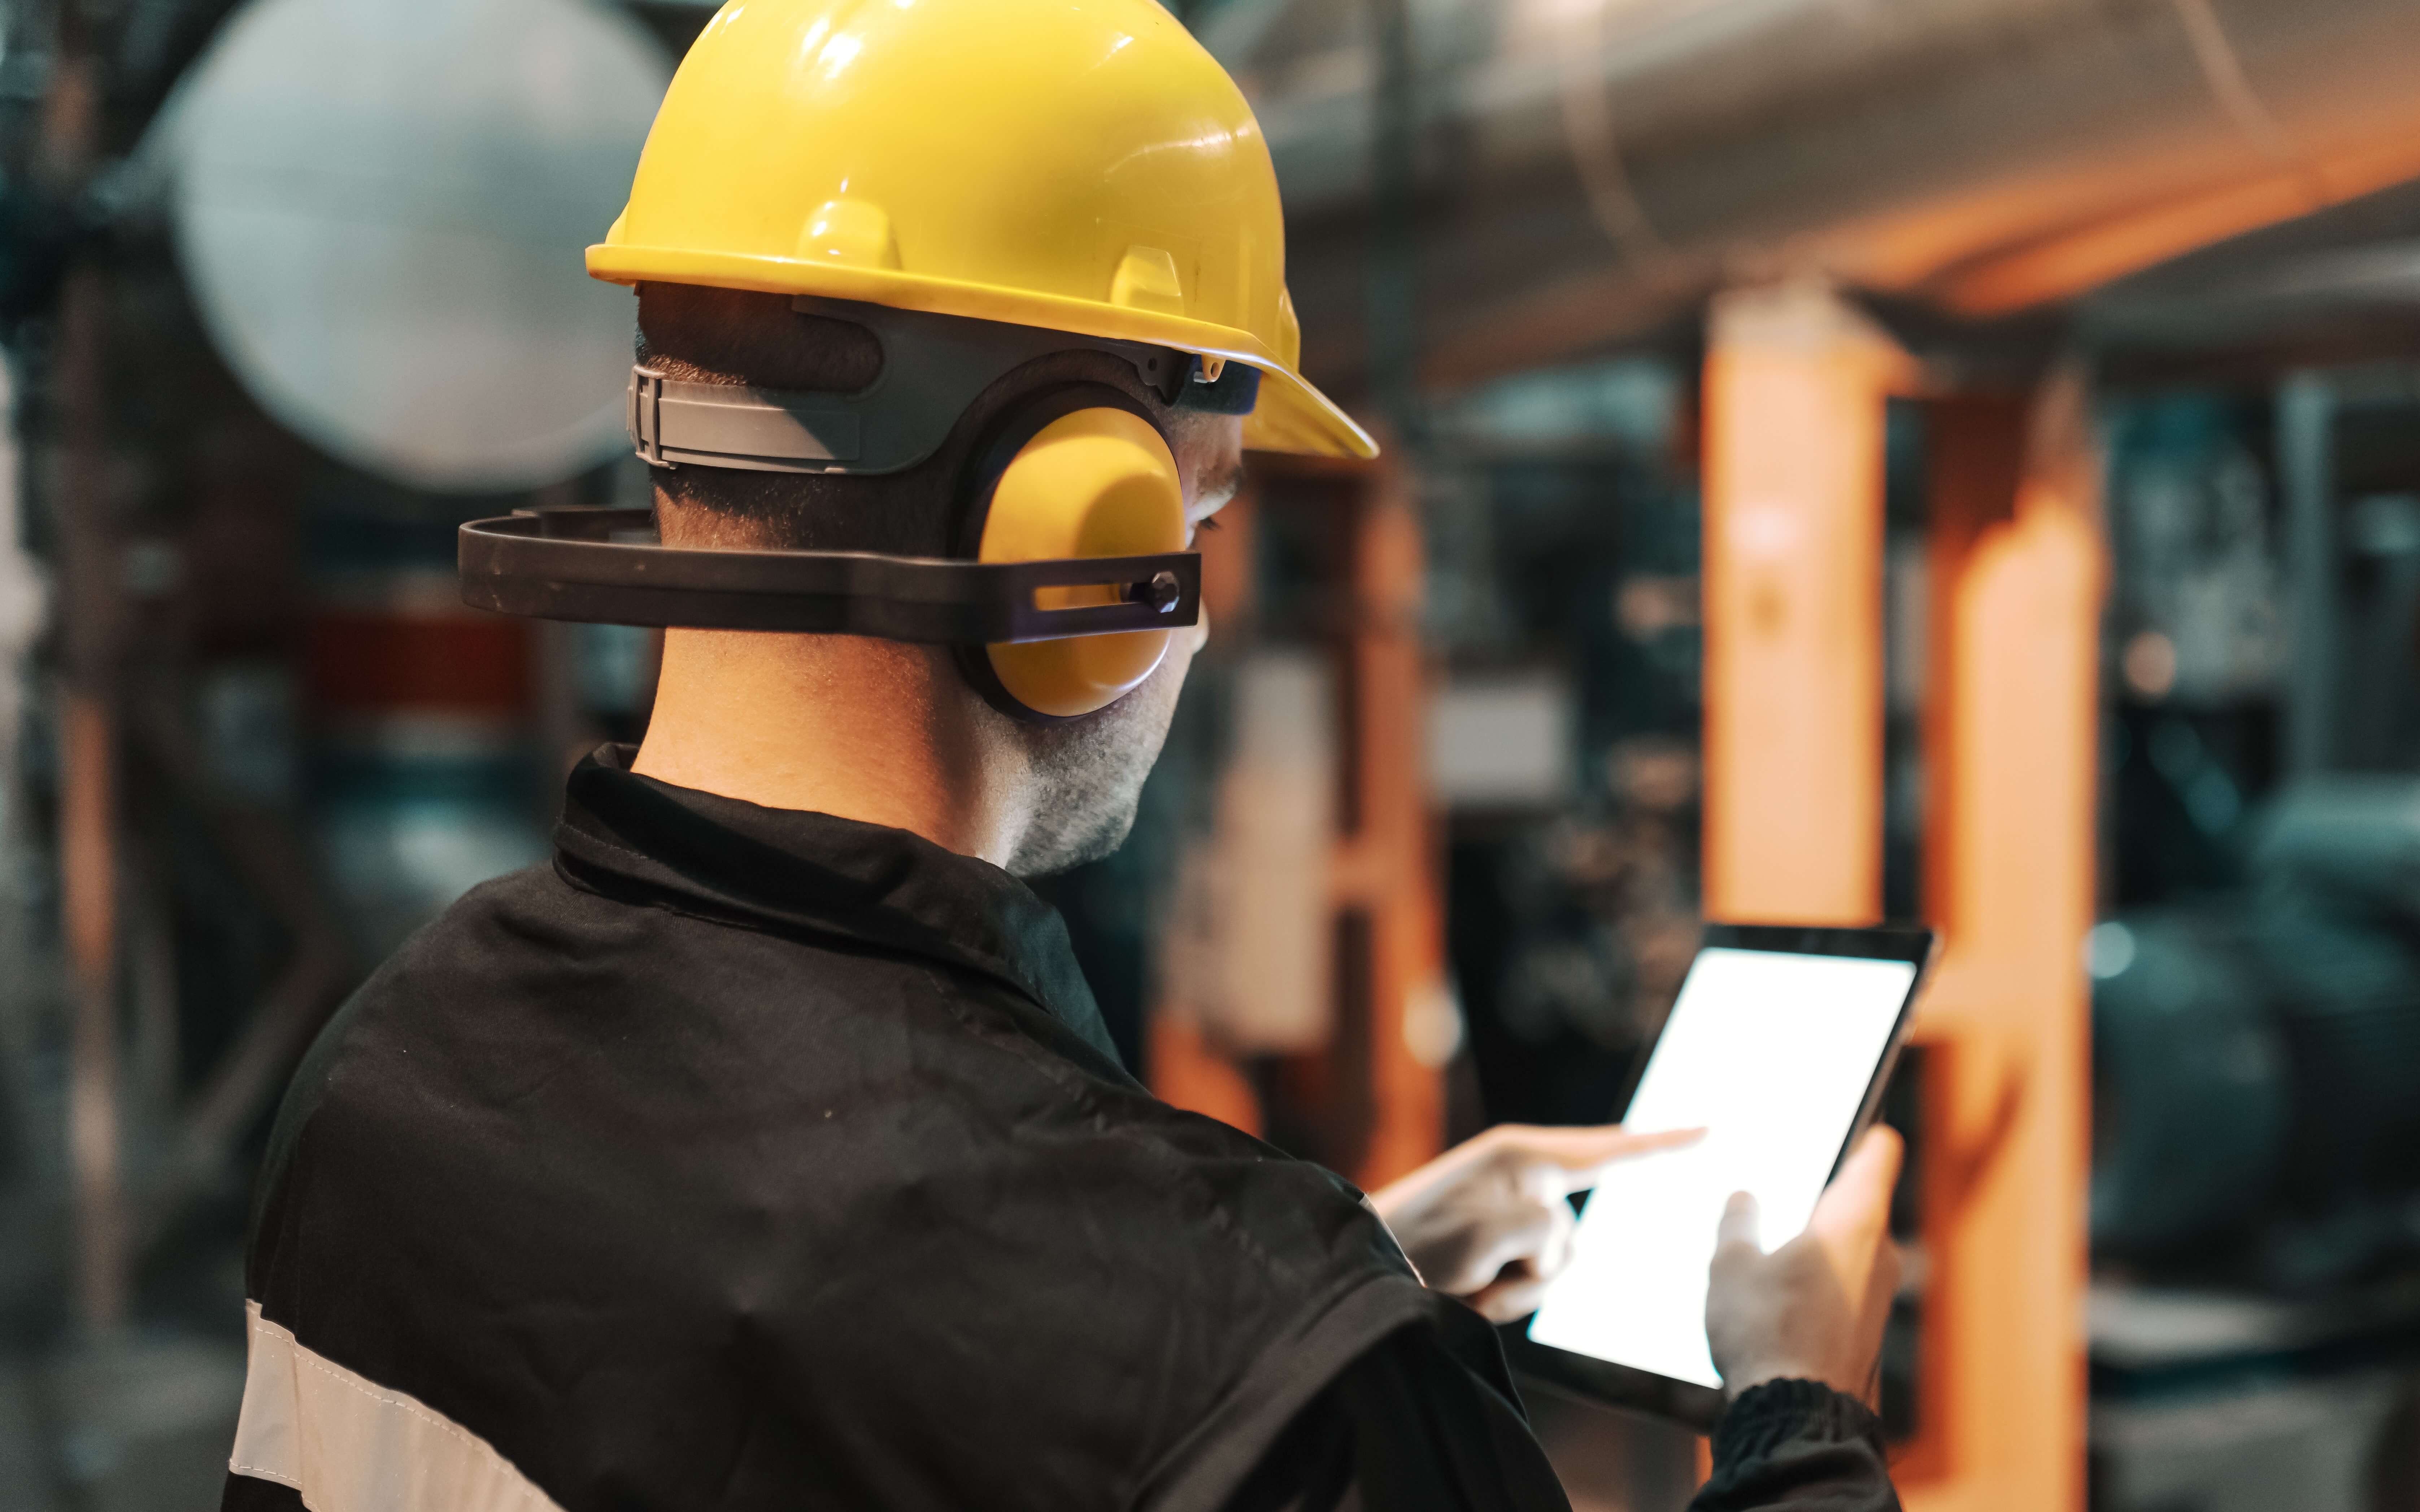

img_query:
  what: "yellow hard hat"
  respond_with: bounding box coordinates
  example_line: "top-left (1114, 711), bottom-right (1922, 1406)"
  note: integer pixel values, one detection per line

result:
top-left (587, 0), bottom-right (1376, 462)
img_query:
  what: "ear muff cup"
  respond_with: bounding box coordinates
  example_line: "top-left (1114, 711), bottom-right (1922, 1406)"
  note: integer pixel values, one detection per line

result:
top-left (956, 388), bottom-right (1187, 722)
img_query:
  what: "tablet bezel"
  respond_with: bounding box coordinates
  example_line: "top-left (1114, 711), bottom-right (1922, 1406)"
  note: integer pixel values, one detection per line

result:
top-left (1501, 920), bottom-right (1936, 1432)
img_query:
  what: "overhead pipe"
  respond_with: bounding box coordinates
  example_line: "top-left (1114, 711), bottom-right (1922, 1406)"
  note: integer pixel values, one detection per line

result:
top-left (1213, 0), bottom-right (2420, 389)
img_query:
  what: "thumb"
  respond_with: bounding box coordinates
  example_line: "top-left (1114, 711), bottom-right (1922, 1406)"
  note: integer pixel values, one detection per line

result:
top-left (1809, 1126), bottom-right (1903, 1249)
top-left (1716, 1191), bottom-right (1760, 1253)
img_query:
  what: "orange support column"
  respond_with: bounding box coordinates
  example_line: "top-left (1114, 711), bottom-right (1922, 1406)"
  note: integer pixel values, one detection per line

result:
top-left (1902, 378), bottom-right (2099, 1512)
top-left (1703, 286), bottom-right (2090, 1511)
top-left (1338, 459), bottom-right (1446, 1190)
top-left (1701, 278), bottom-right (1906, 924)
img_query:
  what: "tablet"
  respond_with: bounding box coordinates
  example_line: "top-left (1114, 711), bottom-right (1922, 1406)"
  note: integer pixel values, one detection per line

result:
top-left (1509, 922), bottom-right (1933, 1427)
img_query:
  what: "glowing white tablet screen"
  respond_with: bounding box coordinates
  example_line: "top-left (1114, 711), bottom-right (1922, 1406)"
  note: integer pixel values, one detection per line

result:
top-left (1526, 947), bottom-right (1914, 1389)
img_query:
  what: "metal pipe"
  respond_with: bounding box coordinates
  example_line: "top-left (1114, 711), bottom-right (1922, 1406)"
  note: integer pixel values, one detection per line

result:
top-left (1226, 0), bottom-right (2420, 387)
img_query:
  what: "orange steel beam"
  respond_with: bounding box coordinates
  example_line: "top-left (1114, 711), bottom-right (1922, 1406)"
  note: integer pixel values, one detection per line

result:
top-left (1701, 279), bottom-right (1905, 926)
top-left (1900, 379), bottom-right (2098, 1512)
top-left (1337, 456), bottom-right (1445, 1190)
top-left (1701, 283), bottom-right (2094, 1510)
top-left (57, 252), bottom-right (129, 1333)
top-left (61, 692), bottom-right (125, 1330)
top-left (1146, 1012), bottom-right (1266, 1137)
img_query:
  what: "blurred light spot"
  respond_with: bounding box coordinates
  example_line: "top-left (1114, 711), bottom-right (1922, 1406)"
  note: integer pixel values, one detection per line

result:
top-left (1405, 976), bottom-right (1466, 1068)
top-left (2087, 921), bottom-right (2137, 979)
top-left (1727, 501), bottom-right (1801, 560)
top-left (1616, 574), bottom-right (1699, 638)
top-left (2123, 630), bottom-right (2177, 700)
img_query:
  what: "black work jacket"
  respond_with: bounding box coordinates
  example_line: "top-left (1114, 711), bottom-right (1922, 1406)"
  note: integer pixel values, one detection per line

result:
top-left (222, 749), bottom-right (1895, 1512)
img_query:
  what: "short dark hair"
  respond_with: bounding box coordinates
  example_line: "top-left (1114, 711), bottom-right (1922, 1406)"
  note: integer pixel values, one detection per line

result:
top-left (635, 283), bottom-right (1188, 556)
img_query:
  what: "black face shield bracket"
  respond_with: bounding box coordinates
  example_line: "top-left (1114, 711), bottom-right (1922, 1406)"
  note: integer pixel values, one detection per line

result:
top-left (458, 506), bottom-right (1200, 643)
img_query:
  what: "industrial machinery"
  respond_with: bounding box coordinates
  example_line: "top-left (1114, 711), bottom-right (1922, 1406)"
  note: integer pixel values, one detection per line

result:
top-left (2094, 778), bottom-right (2420, 1289)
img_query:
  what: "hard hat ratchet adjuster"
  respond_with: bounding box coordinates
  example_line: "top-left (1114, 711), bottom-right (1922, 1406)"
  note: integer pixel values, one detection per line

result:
top-left (628, 367), bottom-right (867, 471)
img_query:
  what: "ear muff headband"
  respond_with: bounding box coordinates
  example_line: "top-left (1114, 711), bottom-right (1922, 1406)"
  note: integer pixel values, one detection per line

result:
top-left (952, 385), bottom-right (1187, 723)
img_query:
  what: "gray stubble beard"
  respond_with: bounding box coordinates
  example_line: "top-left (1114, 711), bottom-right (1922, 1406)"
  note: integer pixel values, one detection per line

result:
top-left (1000, 666), bottom-right (1182, 879)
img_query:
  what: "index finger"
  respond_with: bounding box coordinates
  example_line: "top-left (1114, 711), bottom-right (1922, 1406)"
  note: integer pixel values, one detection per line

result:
top-left (1519, 1126), bottom-right (1707, 1196)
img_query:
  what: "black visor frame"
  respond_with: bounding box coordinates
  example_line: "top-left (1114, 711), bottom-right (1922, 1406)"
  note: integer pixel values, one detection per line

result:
top-left (458, 506), bottom-right (1198, 644)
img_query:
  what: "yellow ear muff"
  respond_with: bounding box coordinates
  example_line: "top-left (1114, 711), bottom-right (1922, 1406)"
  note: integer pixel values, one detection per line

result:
top-left (976, 406), bottom-right (1185, 720)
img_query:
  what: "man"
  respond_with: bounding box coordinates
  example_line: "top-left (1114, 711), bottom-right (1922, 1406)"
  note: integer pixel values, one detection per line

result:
top-left (223, 3), bottom-right (1904, 1508)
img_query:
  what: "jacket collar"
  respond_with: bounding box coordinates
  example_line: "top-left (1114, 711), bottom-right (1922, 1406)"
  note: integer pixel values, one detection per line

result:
top-left (553, 746), bottom-right (1124, 1071)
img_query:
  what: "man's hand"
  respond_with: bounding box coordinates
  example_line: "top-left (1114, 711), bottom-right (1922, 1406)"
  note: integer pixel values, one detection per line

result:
top-left (1704, 1126), bottom-right (1904, 1404)
top-left (1371, 1123), bottom-right (1702, 1323)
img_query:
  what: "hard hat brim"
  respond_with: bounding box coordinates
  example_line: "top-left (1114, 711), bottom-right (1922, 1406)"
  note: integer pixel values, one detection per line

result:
top-left (588, 244), bottom-right (1379, 462)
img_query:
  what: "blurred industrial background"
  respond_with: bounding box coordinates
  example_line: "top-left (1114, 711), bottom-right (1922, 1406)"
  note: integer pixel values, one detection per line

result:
top-left (1, 0), bottom-right (2419, 1507)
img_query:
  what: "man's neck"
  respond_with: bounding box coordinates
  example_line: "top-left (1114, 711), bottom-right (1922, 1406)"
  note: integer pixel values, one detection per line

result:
top-left (632, 629), bottom-right (1024, 865)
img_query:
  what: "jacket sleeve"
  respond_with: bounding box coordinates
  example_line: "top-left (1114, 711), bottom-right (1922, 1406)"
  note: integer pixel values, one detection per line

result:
top-left (1226, 1355), bottom-right (1900, 1512)
top-left (1222, 1314), bottom-right (1573, 1512)
top-left (1688, 1380), bottom-right (1901, 1512)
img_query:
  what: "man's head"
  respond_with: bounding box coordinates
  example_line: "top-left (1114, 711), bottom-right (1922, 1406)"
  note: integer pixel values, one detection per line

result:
top-left (580, 0), bottom-right (1371, 870)
top-left (632, 284), bottom-right (1243, 875)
